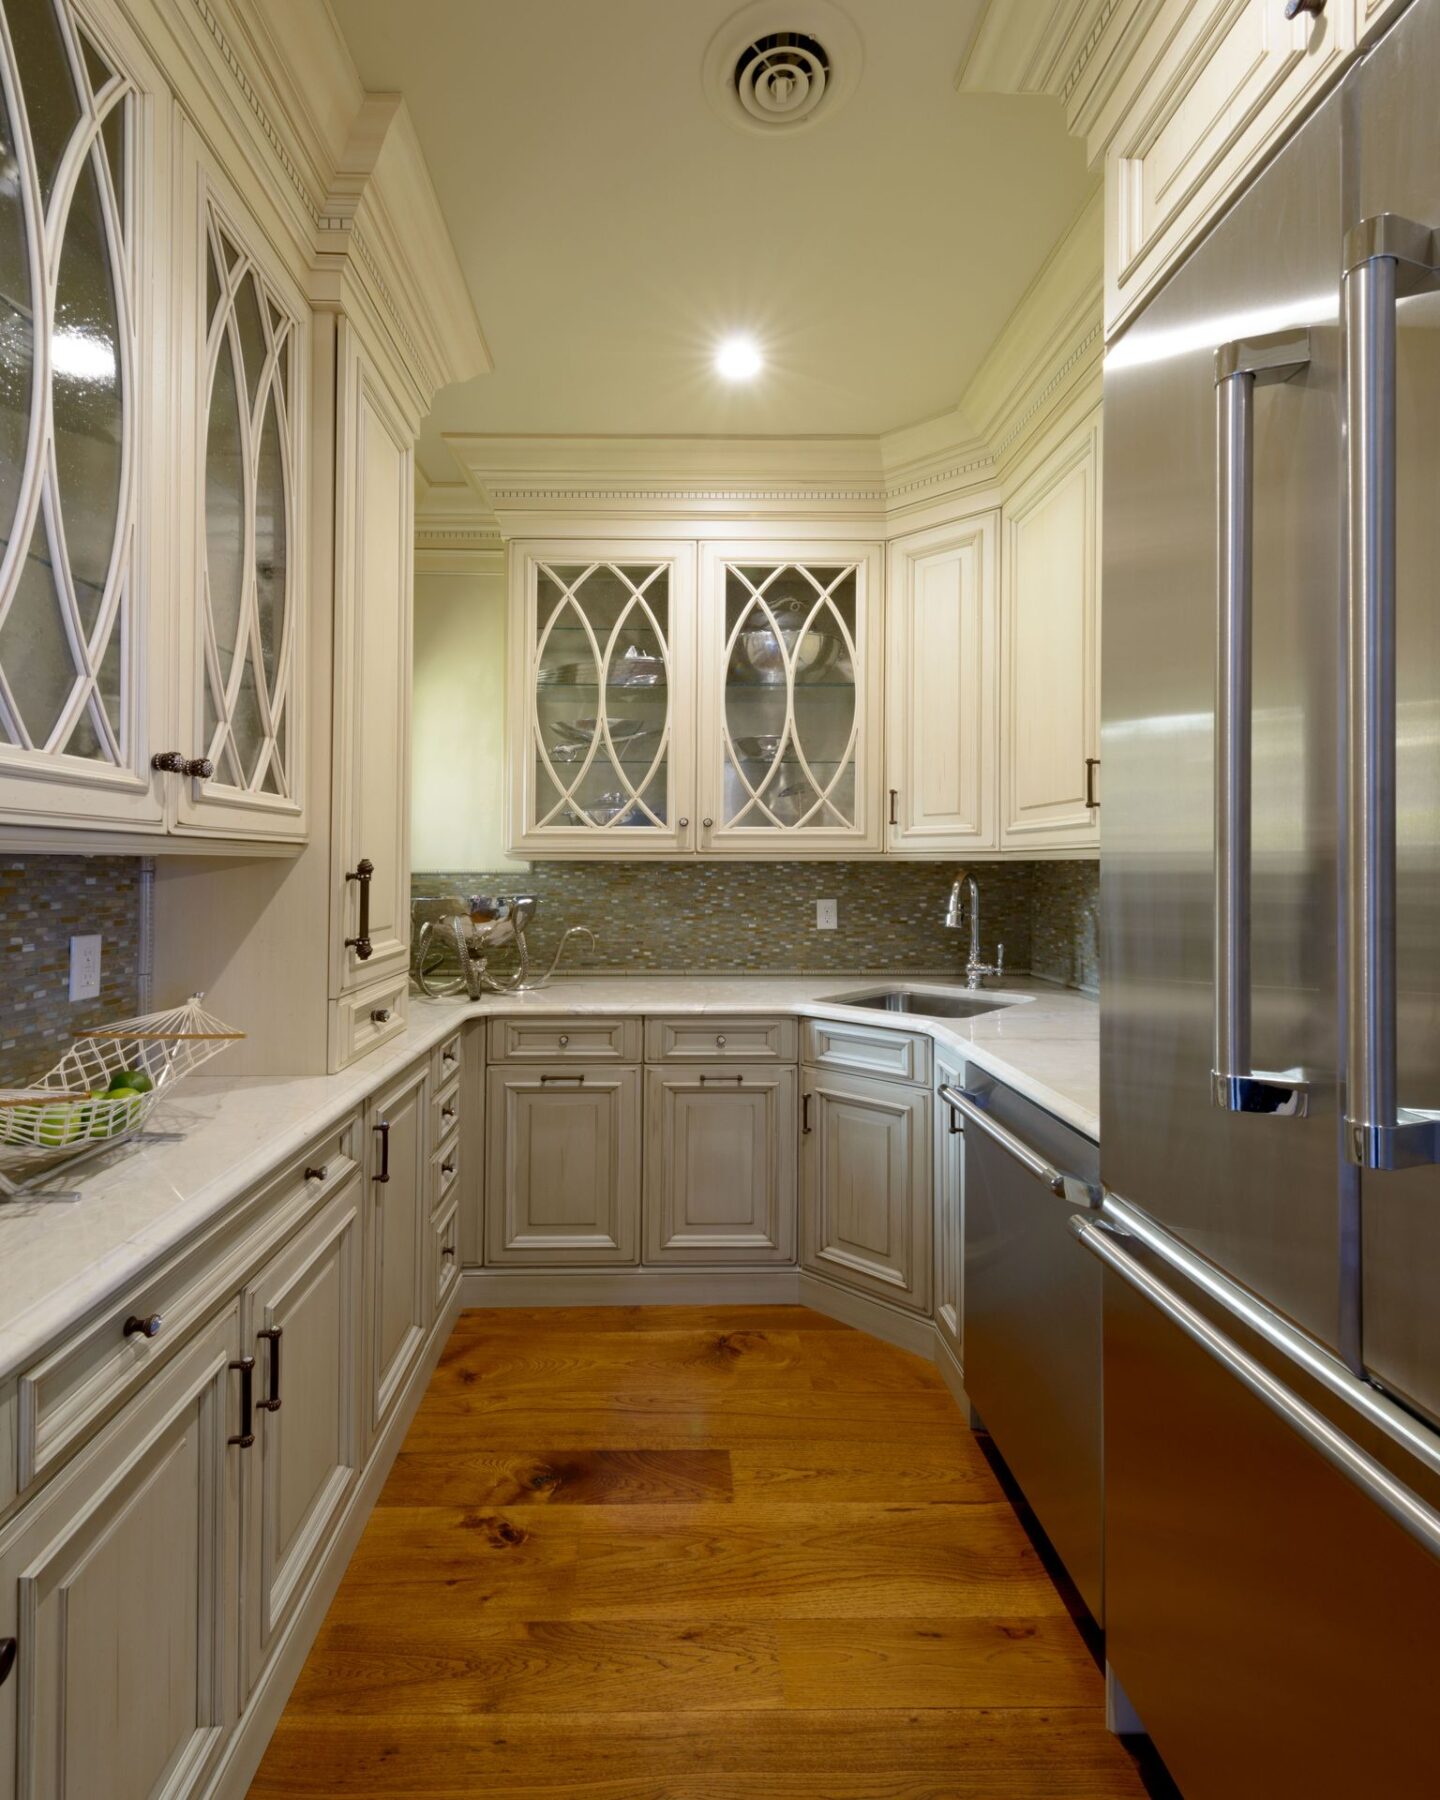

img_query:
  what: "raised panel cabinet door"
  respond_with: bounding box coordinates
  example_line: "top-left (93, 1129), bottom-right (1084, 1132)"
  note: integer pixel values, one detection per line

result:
top-left (0, 0), bottom-right (170, 832)
top-left (364, 1060), bottom-right (429, 1446)
top-left (1000, 411), bottom-right (1101, 850)
top-left (885, 512), bottom-right (999, 853)
top-left (801, 1068), bottom-right (932, 1312)
top-left (643, 1065), bottom-right (797, 1264)
top-left (0, 1303), bottom-right (242, 1800)
top-left (934, 1067), bottom-right (964, 1362)
top-left (508, 540), bottom-right (697, 856)
top-left (170, 128), bottom-right (309, 842)
top-left (241, 1177), bottom-right (362, 1698)
top-left (485, 1066), bottom-right (641, 1265)
top-left (331, 322), bottom-right (413, 995)
top-left (697, 541), bottom-right (886, 857)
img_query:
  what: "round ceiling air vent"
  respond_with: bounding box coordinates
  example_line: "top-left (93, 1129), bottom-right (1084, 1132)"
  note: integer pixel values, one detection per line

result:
top-left (703, 1), bottom-right (863, 135)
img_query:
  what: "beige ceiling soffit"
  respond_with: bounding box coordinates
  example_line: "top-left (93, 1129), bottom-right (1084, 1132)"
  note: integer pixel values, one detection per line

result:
top-left (415, 476), bottom-right (504, 572)
top-left (956, 0), bottom-right (1080, 96)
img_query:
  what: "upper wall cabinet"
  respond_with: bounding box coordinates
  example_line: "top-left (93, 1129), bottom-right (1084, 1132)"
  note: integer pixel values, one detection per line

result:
top-left (170, 134), bottom-right (308, 843)
top-left (508, 540), bottom-right (695, 856)
top-left (885, 513), bottom-right (998, 855)
top-left (698, 542), bottom-right (885, 857)
top-left (0, 0), bottom-right (167, 833)
top-left (1000, 407), bottom-right (1101, 852)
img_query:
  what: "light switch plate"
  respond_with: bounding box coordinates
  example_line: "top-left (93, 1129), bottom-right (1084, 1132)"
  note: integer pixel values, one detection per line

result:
top-left (69, 934), bottom-right (102, 1002)
top-left (815, 899), bottom-right (838, 931)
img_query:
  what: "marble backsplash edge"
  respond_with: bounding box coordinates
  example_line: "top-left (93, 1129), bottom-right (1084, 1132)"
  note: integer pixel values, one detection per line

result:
top-left (413, 859), bottom-right (1099, 992)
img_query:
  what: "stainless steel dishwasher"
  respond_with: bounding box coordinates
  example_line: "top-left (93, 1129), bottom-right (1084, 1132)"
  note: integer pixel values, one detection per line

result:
top-left (947, 1065), bottom-right (1104, 1622)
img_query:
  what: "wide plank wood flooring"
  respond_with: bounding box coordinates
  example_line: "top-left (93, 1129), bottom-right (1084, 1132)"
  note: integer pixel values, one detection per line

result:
top-left (248, 1305), bottom-right (1151, 1799)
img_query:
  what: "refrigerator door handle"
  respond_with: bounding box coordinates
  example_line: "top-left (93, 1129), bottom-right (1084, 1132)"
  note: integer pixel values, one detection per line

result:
top-left (943, 1085), bottom-right (1102, 1208)
top-left (1074, 1211), bottom-right (1440, 1563)
top-left (1343, 214), bottom-right (1440, 1168)
top-left (1211, 328), bottom-right (1313, 1118)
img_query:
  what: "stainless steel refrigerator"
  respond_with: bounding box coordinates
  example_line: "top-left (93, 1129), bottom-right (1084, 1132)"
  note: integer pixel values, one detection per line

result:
top-left (1093, 0), bottom-right (1440, 1791)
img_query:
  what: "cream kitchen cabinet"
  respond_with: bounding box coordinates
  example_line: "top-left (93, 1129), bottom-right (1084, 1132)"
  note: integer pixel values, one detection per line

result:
top-left (885, 513), bottom-right (999, 854)
top-left (363, 1058), bottom-right (430, 1449)
top-left (800, 1065), bottom-right (932, 1314)
top-left (643, 1065), bottom-right (797, 1264)
top-left (0, 1302), bottom-right (244, 1800)
top-left (934, 1059), bottom-right (965, 1367)
top-left (485, 1065), bottom-right (642, 1265)
top-left (1000, 407), bottom-right (1101, 852)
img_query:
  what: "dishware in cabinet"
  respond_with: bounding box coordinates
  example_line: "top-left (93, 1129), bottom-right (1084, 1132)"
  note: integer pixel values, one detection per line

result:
top-left (508, 541), bottom-right (696, 855)
top-left (697, 541), bottom-right (885, 856)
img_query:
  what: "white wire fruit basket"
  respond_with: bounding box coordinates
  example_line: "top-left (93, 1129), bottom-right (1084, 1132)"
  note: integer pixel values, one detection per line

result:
top-left (0, 996), bottom-right (244, 1199)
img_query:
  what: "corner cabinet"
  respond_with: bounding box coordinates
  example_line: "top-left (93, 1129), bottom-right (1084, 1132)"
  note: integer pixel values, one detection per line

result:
top-left (507, 538), bottom-right (884, 857)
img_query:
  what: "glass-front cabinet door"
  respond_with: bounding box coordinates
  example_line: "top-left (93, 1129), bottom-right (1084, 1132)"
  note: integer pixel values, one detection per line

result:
top-left (171, 140), bottom-right (307, 841)
top-left (0, 0), bottom-right (166, 831)
top-left (510, 541), bottom-right (695, 856)
top-left (697, 542), bottom-right (884, 855)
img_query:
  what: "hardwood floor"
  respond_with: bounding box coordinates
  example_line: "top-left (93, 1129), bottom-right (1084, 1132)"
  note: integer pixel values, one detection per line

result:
top-left (248, 1305), bottom-right (1151, 1798)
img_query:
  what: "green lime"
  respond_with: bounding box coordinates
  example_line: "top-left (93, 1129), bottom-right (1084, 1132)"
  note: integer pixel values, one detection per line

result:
top-left (106, 1070), bottom-right (136, 1094)
top-left (94, 1090), bottom-right (141, 1138)
top-left (125, 1070), bottom-right (155, 1095)
top-left (35, 1104), bottom-right (85, 1147)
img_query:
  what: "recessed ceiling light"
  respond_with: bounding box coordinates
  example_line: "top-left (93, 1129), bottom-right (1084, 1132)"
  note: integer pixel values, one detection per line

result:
top-left (715, 335), bottom-right (764, 381)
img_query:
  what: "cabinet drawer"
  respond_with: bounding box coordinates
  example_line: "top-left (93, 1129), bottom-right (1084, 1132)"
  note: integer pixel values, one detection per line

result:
top-left (330, 974), bottom-right (408, 1068)
top-left (14, 1120), bottom-right (358, 1496)
top-left (645, 1015), bottom-right (797, 1064)
top-left (488, 1016), bottom-right (642, 1063)
top-left (432, 1137), bottom-right (460, 1214)
top-left (804, 1017), bottom-right (931, 1086)
top-left (431, 1071), bottom-right (461, 1150)
top-left (431, 1029), bottom-right (463, 1087)
top-left (433, 1200), bottom-right (460, 1310)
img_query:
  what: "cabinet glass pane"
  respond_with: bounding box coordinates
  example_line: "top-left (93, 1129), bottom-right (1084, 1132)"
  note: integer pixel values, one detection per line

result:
top-left (532, 561), bottom-right (672, 830)
top-left (720, 563), bottom-right (860, 830)
top-left (0, 3), bottom-right (133, 764)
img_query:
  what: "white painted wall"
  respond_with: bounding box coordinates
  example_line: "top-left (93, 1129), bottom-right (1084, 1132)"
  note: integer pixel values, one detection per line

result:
top-left (411, 566), bottom-right (524, 871)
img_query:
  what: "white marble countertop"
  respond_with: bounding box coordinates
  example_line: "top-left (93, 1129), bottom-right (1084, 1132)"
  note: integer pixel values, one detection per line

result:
top-left (0, 975), bottom-right (1096, 1379)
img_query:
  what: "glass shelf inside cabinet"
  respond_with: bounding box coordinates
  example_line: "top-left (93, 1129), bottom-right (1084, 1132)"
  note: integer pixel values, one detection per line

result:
top-left (719, 562), bottom-right (861, 833)
top-left (531, 561), bottom-right (674, 832)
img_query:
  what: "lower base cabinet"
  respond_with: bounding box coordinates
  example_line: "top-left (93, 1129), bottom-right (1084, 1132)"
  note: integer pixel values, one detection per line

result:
top-left (485, 1066), bottom-right (641, 1265)
top-left (365, 1062), bottom-right (431, 1446)
top-left (0, 1304), bottom-right (244, 1800)
top-left (934, 1060), bottom-right (964, 1362)
top-left (644, 1065), bottom-right (797, 1263)
top-left (801, 1066), bottom-right (932, 1313)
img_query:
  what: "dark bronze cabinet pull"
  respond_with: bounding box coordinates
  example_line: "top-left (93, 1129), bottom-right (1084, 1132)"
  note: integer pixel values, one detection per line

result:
top-left (889, 787), bottom-right (899, 826)
top-left (345, 858), bottom-right (375, 960)
top-left (802, 1093), bottom-right (813, 1134)
top-left (540, 1073), bottom-right (586, 1085)
top-left (373, 1118), bottom-right (391, 1183)
top-left (257, 1327), bottom-right (282, 1412)
top-left (442, 1102), bottom-right (456, 1121)
top-left (441, 1245), bottom-right (456, 1260)
top-left (946, 1095), bottom-right (963, 1135)
top-left (0, 1638), bottom-right (15, 1688)
top-left (305, 1164), bottom-right (329, 1182)
top-left (229, 1356), bottom-right (255, 1447)
top-left (442, 1158), bottom-right (455, 1177)
top-left (123, 1312), bottom-right (162, 1339)
top-left (699, 1073), bottom-right (744, 1085)
top-left (1085, 756), bottom-right (1101, 809)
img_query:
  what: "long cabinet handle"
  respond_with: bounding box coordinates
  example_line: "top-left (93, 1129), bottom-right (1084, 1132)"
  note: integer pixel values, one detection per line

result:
top-left (941, 1085), bottom-right (1100, 1207)
top-left (1084, 757), bottom-right (1100, 810)
top-left (699, 1073), bottom-right (744, 1086)
top-left (1211, 327), bottom-right (1312, 1120)
top-left (345, 858), bottom-right (375, 961)
top-left (1343, 215), bottom-right (1440, 1167)
top-left (257, 1326), bottom-right (282, 1413)
top-left (888, 788), bottom-right (899, 827)
top-left (801, 1092), bottom-right (812, 1134)
top-left (228, 1356), bottom-right (255, 1448)
top-left (1073, 1210), bottom-right (1440, 1563)
top-left (373, 1118), bottom-right (391, 1183)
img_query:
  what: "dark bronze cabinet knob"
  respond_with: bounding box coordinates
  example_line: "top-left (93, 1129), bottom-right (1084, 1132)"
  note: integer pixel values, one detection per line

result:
top-left (124, 1313), bottom-right (162, 1340)
top-left (151, 751), bottom-right (213, 779)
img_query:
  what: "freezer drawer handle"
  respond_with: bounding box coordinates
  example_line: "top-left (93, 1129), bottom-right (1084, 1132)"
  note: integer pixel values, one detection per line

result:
top-left (941, 1085), bottom-right (1100, 1208)
top-left (1073, 1212), bottom-right (1440, 1564)
top-left (1343, 214), bottom-right (1440, 1168)
top-left (1211, 327), bottom-right (1313, 1120)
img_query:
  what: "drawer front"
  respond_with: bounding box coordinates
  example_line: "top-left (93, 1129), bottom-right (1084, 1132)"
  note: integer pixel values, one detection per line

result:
top-left (330, 974), bottom-right (408, 1069)
top-left (645, 1015), bottom-right (798, 1064)
top-left (803, 1018), bottom-right (931, 1086)
top-left (433, 1200), bottom-right (460, 1310)
top-left (488, 1016), bottom-right (642, 1063)
top-left (431, 1030), bottom-right (463, 1088)
top-left (431, 1137), bottom-right (461, 1215)
top-left (15, 1119), bottom-right (360, 1495)
top-left (431, 1071), bottom-right (461, 1151)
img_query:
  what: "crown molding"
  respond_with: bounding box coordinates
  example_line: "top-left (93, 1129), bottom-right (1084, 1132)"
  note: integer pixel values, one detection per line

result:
top-left (415, 474), bottom-right (505, 573)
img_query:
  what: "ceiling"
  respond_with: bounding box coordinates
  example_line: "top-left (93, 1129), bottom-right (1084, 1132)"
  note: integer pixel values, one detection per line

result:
top-left (329, 0), bottom-right (1095, 482)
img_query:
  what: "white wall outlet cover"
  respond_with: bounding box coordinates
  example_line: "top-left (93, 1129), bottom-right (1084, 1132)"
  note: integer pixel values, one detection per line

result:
top-left (69, 934), bottom-right (102, 1002)
top-left (815, 899), bottom-right (838, 930)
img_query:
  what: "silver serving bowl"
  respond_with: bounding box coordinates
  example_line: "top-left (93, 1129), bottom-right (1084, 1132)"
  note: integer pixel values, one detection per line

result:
top-left (733, 600), bottom-right (838, 684)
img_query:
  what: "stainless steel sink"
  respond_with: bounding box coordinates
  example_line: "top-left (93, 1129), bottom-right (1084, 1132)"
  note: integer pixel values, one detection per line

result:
top-left (824, 987), bottom-right (1010, 1019)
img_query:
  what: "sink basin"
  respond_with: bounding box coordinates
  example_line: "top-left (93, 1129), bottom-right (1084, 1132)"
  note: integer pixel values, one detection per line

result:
top-left (824, 987), bottom-right (1010, 1020)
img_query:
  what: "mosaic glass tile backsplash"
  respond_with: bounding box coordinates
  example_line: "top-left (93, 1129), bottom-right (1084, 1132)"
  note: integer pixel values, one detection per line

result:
top-left (0, 856), bottom-right (142, 1088)
top-left (414, 859), bottom-right (1099, 990)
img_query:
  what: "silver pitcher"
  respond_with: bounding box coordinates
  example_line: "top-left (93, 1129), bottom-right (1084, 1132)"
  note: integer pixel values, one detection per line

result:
top-left (411, 894), bottom-right (593, 998)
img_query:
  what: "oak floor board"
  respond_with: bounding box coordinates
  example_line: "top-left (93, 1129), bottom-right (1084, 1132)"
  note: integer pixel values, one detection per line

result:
top-left (246, 1306), bottom-right (1149, 1799)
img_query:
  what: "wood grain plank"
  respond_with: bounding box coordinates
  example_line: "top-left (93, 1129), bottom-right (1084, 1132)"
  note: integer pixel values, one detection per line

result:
top-left (730, 1440), bottom-right (1002, 1505)
top-left (444, 1304), bottom-right (853, 1336)
top-left (378, 1448), bottom-right (735, 1507)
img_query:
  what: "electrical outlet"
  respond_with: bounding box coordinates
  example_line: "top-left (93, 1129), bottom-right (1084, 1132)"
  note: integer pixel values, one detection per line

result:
top-left (69, 934), bottom-right (102, 1003)
top-left (815, 899), bottom-right (838, 931)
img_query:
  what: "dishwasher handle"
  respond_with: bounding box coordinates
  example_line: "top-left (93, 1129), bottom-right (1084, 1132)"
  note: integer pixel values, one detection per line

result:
top-left (942, 1085), bottom-right (1101, 1208)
